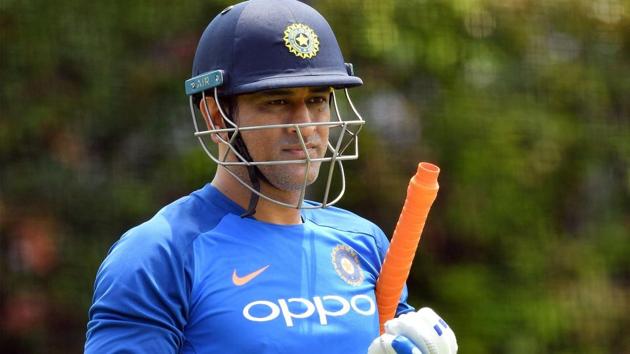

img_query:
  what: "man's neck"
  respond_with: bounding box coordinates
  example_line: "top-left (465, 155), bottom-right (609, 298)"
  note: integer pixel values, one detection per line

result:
top-left (211, 167), bottom-right (303, 225)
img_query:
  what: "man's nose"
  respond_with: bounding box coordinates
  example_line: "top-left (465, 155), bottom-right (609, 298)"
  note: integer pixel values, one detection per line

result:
top-left (287, 102), bottom-right (316, 137)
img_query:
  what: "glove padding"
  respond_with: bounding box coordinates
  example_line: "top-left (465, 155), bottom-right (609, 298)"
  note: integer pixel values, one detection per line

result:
top-left (367, 308), bottom-right (457, 354)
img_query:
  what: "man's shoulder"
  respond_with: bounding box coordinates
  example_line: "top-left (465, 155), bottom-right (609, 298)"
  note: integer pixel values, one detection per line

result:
top-left (104, 185), bottom-right (235, 266)
top-left (304, 205), bottom-right (385, 237)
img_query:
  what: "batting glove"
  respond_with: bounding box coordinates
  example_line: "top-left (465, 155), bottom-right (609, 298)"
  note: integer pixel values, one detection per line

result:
top-left (367, 307), bottom-right (458, 354)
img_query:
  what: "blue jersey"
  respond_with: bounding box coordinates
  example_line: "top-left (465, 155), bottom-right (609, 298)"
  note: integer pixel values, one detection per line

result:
top-left (85, 184), bottom-right (413, 353)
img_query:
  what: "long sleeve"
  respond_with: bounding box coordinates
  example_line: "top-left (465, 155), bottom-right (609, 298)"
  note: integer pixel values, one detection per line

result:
top-left (85, 215), bottom-right (193, 354)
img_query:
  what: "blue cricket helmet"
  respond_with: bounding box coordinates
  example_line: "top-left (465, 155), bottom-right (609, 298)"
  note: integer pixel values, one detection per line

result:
top-left (186, 0), bottom-right (362, 96)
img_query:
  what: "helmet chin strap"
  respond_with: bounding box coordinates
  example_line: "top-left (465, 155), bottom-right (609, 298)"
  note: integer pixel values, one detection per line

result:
top-left (231, 134), bottom-right (264, 218)
top-left (220, 102), bottom-right (269, 218)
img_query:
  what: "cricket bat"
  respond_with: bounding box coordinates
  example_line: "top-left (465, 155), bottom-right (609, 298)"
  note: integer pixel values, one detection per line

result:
top-left (375, 162), bottom-right (440, 334)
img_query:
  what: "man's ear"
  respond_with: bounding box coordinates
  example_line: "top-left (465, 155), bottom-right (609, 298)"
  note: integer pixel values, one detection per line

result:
top-left (198, 96), bottom-right (227, 143)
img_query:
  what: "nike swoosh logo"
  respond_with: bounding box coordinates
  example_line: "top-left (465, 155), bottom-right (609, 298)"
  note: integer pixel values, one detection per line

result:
top-left (232, 265), bottom-right (270, 286)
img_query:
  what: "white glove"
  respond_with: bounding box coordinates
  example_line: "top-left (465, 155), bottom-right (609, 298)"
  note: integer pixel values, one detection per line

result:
top-left (368, 307), bottom-right (458, 354)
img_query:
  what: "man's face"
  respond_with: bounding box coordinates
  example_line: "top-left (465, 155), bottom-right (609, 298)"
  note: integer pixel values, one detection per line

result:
top-left (234, 86), bottom-right (332, 191)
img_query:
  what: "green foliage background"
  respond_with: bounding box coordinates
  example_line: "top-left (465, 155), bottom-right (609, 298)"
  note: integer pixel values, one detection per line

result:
top-left (1, 0), bottom-right (628, 353)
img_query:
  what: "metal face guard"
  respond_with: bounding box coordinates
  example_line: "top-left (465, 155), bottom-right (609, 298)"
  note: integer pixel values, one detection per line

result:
top-left (189, 87), bottom-right (365, 209)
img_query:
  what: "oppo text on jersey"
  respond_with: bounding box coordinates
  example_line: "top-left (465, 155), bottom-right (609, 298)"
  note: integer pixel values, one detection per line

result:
top-left (243, 294), bottom-right (375, 327)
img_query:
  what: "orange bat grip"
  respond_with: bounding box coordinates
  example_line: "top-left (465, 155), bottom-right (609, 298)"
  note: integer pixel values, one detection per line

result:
top-left (375, 162), bottom-right (440, 334)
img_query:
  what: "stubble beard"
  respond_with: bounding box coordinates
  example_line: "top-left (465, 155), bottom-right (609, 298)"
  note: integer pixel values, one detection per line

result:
top-left (257, 160), bottom-right (323, 191)
top-left (224, 154), bottom-right (323, 196)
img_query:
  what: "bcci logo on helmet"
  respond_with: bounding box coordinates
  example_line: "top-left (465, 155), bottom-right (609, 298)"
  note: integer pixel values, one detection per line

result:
top-left (283, 23), bottom-right (320, 59)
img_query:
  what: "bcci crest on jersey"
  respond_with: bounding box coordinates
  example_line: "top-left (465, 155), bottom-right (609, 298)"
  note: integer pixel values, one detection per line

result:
top-left (331, 244), bottom-right (364, 286)
top-left (283, 23), bottom-right (319, 59)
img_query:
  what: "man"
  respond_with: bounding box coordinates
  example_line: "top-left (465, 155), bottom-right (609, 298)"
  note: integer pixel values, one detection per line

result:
top-left (85, 1), bottom-right (457, 353)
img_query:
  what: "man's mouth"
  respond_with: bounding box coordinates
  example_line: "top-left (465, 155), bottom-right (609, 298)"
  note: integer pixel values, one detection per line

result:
top-left (282, 144), bottom-right (319, 159)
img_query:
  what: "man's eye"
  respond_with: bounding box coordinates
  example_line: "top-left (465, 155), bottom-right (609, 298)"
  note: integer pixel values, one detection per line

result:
top-left (268, 99), bottom-right (287, 105)
top-left (308, 96), bottom-right (327, 104)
